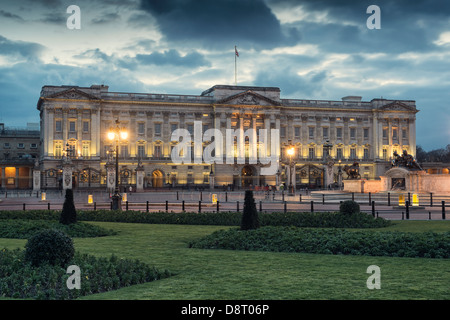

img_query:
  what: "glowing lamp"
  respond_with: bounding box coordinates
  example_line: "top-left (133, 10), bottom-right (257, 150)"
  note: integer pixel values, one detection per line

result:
top-left (398, 194), bottom-right (405, 206)
top-left (107, 132), bottom-right (115, 140)
top-left (412, 194), bottom-right (419, 206)
top-left (88, 194), bottom-right (93, 204)
top-left (120, 131), bottom-right (128, 140)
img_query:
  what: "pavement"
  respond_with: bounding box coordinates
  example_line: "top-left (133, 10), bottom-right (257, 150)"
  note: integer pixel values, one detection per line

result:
top-left (0, 189), bottom-right (448, 221)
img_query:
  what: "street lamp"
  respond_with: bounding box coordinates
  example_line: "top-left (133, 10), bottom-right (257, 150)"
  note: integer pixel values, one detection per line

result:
top-left (286, 140), bottom-right (295, 196)
top-left (108, 119), bottom-right (128, 210)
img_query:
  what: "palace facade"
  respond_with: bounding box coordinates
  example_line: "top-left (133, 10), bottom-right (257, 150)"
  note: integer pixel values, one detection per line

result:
top-left (36, 84), bottom-right (418, 190)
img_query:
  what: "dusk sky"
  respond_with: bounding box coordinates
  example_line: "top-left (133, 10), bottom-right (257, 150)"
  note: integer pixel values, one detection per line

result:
top-left (0, 0), bottom-right (449, 150)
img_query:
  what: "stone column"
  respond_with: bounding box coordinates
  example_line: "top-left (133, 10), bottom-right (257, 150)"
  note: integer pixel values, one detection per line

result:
top-left (105, 163), bottom-right (115, 193)
top-left (62, 162), bottom-right (74, 190)
top-left (33, 161), bottom-right (41, 192)
top-left (135, 167), bottom-right (145, 192)
top-left (1, 167), bottom-right (5, 189)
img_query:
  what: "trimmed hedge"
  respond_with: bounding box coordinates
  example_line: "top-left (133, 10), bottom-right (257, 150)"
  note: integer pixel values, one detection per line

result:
top-left (0, 219), bottom-right (117, 239)
top-left (189, 226), bottom-right (450, 259)
top-left (0, 248), bottom-right (172, 300)
top-left (0, 210), bottom-right (392, 229)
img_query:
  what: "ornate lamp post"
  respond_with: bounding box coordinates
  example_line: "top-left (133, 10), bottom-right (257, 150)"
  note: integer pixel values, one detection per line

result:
top-left (108, 119), bottom-right (128, 210)
top-left (286, 140), bottom-right (295, 196)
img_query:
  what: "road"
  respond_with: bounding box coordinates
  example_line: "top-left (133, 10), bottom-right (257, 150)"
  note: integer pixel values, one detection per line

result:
top-left (0, 190), bottom-right (448, 221)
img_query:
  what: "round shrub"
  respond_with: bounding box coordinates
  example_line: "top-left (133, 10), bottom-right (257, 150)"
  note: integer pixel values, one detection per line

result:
top-left (339, 200), bottom-right (360, 215)
top-left (25, 229), bottom-right (75, 267)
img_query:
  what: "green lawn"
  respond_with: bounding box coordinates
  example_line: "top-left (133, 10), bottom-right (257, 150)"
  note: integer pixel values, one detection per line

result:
top-left (0, 221), bottom-right (449, 300)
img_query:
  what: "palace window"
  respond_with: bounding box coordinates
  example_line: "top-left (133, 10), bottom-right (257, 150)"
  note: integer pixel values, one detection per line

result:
top-left (308, 147), bottom-right (315, 159)
top-left (83, 121), bottom-right (89, 133)
top-left (69, 121), bottom-right (76, 133)
top-left (154, 123), bottom-right (161, 136)
top-left (336, 128), bottom-right (342, 139)
top-left (55, 120), bottom-right (62, 132)
top-left (336, 148), bottom-right (343, 160)
top-left (137, 145), bottom-right (145, 158)
top-left (364, 128), bottom-right (369, 139)
top-left (350, 128), bottom-right (356, 139)
top-left (294, 127), bottom-right (300, 138)
top-left (138, 123), bottom-right (145, 135)
top-left (154, 145), bottom-right (162, 158)
top-left (363, 148), bottom-right (369, 160)
top-left (308, 127), bottom-right (314, 139)
top-left (82, 142), bottom-right (89, 157)
top-left (323, 127), bottom-right (329, 139)
top-left (350, 148), bottom-right (356, 159)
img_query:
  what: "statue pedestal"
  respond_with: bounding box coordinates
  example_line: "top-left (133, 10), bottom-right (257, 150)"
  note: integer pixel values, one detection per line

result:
top-left (135, 168), bottom-right (144, 192)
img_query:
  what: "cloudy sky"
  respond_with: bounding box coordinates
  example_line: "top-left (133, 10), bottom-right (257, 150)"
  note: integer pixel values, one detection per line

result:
top-left (0, 0), bottom-right (449, 150)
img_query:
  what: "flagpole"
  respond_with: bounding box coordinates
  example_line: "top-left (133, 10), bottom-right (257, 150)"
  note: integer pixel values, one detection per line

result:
top-left (234, 46), bottom-right (237, 85)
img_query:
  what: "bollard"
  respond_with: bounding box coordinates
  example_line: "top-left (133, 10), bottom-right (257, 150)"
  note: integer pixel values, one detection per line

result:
top-left (226, 192), bottom-right (228, 202)
top-left (282, 191), bottom-right (285, 202)
top-left (284, 201), bottom-right (287, 213)
top-left (200, 192), bottom-right (203, 201)
top-left (166, 201), bottom-right (168, 212)
top-left (299, 194), bottom-right (302, 203)
top-left (430, 193), bottom-right (433, 207)
top-left (177, 191), bottom-right (179, 201)
top-left (371, 201), bottom-right (375, 217)
top-left (23, 203), bottom-right (26, 211)
top-left (237, 201), bottom-right (239, 212)
top-left (442, 201), bottom-right (446, 220)
top-left (429, 211), bottom-right (431, 220)
top-left (47, 202), bottom-right (50, 210)
top-left (146, 201), bottom-right (149, 213)
top-left (199, 201), bottom-right (201, 213)
top-left (387, 192), bottom-right (391, 206)
top-left (322, 194), bottom-right (325, 205)
top-left (217, 200), bottom-right (220, 213)
top-left (94, 202), bottom-right (96, 211)
top-left (376, 211), bottom-right (379, 218)
top-left (259, 201), bottom-right (262, 213)
top-left (405, 201), bottom-right (409, 219)
top-left (126, 201), bottom-right (129, 211)
top-left (408, 192), bottom-right (411, 204)
top-left (368, 192), bottom-right (371, 205)
top-left (182, 200), bottom-right (185, 212)
top-left (402, 212), bottom-right (404, 220)
top-left (310, 200), bottom-right (314, 213)
top-left (110, 202), bottom-right (113, 210)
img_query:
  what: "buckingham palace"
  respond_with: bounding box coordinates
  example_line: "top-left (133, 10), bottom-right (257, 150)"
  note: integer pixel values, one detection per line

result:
top-left (35, 84), bottom-right (418, 191)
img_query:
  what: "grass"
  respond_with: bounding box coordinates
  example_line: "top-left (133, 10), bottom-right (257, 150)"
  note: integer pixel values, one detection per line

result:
top-left (0, 220), bottom-right (449, 300)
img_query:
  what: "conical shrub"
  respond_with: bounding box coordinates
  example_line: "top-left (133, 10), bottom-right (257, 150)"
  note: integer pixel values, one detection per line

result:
top-left (60, 188), bottom-right (77, 225)
top-left (241, 190), bottom-right (260, 230)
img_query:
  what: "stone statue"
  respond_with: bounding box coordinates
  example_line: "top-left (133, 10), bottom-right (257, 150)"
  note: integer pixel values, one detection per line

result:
top-left (343, 161), bottom-right (361, 179)
top-left (392, 150), bottom-right (422, 170)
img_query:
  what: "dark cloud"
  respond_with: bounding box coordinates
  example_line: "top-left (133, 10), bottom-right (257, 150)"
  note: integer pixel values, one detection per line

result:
top-left (136, 49), bottom-right (210, 67)
top-left (0, 10), bottom-right (24, 21)
top-left (139, 0), bottom-right (300, 49)
top-left (253, 67), bottom-right (328, 97)
top-left (0, 35), bottom-right (45, 60)
top-left (91, 12), bottom-right (121, 24)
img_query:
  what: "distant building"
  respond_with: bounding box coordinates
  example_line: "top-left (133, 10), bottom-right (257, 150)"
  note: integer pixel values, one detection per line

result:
top-left (36, 84), bottom-right (419, 190)
top-left (0, 123), bottom-right (40, 189)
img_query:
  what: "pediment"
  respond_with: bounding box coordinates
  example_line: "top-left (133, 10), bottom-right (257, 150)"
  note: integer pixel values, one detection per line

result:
top-left (379, 101), bottom-right (416, 112)
top-left (47, 88), bottom-right (100, 100)
top-left (217, 90), bottom-right (281, 107)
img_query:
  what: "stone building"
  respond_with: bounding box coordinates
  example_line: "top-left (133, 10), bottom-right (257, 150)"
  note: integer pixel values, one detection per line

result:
top-left (0, 123), bottom-right (40, 189)
top-left (36, 84), bottom-right (419, 191)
